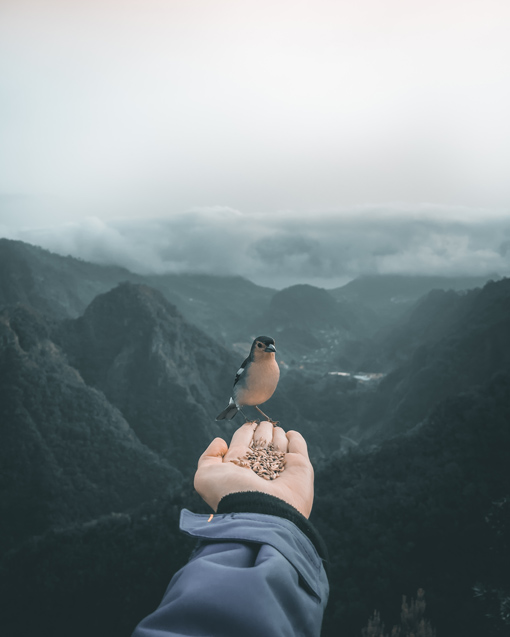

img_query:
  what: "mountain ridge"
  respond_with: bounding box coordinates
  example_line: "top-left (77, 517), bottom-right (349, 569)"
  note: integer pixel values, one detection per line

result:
top-left (1, 236), bottom-right (509, 636)
top-left (0, 302), bottom-right (181, 554)
top-left (56, 281), bottom-right (239, 471)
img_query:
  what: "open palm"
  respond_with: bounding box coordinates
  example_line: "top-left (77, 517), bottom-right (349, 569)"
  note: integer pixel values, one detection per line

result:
top-left (194, 421), bottom-right (314, 518)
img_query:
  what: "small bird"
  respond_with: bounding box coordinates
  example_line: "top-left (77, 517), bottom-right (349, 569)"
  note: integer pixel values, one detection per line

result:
top-left (216, 335), bottom-right (280, 422)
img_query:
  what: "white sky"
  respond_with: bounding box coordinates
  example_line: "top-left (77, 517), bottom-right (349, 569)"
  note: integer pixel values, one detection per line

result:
top-left (1, 1), bottom-right (509, 285)
top-left (1, 0), bottom-right (510, 217)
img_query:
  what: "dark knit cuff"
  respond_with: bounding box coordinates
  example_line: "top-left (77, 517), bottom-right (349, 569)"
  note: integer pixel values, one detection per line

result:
top-left (217, 491), bottom-right (329, 567)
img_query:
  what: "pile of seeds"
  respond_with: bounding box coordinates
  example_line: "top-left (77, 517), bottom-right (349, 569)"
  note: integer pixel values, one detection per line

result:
top-left (232, 440), bottom-right (286, 480)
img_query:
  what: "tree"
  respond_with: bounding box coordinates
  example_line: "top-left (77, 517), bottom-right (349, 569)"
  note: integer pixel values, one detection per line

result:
top-left (362, 589), bottom-right (436, 637)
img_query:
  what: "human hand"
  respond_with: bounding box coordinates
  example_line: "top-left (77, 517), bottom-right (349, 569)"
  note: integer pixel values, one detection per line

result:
top-left (194, 421), bottom-right (314, 518)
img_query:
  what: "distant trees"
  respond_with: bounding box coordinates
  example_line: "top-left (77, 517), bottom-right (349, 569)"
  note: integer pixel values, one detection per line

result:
top-left (363, 589), bottom-right (436, 637)
top-left (473, 497), bottom-right (510, 633)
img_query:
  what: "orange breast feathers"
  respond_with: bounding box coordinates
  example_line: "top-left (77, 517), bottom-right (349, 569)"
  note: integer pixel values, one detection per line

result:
top-left (234, 357), bottom-right (280, 407)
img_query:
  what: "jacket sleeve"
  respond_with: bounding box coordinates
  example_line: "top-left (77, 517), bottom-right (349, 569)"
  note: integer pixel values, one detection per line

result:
top-left (131, 493), bottom-right (329, 637)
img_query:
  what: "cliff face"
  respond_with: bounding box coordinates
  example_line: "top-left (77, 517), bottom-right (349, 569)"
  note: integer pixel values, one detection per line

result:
top-left (0, 303), bottom-right (180, 553)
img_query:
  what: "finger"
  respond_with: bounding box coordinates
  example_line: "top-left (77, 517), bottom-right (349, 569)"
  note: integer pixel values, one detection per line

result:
top-left (253, 420), bottom-right (273, 446)
top-left (197, 437), bottom-right (228, 468)
top-left (286, 430), bottom-right (310, 459)
top-left (228, 421), bottom-right (258, 450)
top-left (272, 426), bottom-right (288, 452)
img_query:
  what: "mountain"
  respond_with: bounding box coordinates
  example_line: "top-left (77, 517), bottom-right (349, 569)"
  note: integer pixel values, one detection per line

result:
top-left (315, 371), bottom-right (510, 636)
top-left (0, 303), bottom-right (180, 554)
top-left (0, 239), bottom-right (274, 346)
top-left (276, 277), bottom-right (510, 453)
top-left (1, 237), bottom-right (509, 637)
top-left (4, 238), bottom-right (498, 369)
top-left (355, 286), bottom-right (482, 372)
top-left (270, 284), bottom-right (351, 329)
top-left (144, 272), bottom-right (275, 345)
top-left (330, 273), bottom-right (500, 326)
top-left (2, 238), bottom-right (507, 449)
top-left (0, 238), bottom-right (142, 319)
top-left (56, 282), bottom-right (239, 471)
top-left (252, 284), bottom-right (375, 363)
top-left (250, 275), bottom-right (501, 368)
top-left (2, 353), bottom-right (508, 637)
top-left (362, 277), bottom-right (510, 437)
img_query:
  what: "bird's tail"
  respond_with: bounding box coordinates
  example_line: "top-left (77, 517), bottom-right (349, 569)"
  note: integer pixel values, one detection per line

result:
top-left (216, 400), bottom-right (239, 421)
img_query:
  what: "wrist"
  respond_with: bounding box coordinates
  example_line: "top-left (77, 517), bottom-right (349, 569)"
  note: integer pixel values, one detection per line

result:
top-left (217, 491), bottom-right (329, 568)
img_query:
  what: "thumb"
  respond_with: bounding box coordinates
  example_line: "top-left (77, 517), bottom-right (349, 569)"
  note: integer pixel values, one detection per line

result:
top-left (197, 437), bottom-right (228, 467)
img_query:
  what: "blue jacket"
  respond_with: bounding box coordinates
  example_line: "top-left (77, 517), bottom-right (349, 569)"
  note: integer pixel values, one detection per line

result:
top-left (132, 499), bottom-right (329, 637)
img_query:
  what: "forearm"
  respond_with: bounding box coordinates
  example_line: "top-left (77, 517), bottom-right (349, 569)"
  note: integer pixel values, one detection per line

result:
top-left (132, 497), bottom-right (329, 637)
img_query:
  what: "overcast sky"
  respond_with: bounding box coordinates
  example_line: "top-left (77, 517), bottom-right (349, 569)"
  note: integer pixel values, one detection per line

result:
top-left (1, 0), bottom-right (509, 287)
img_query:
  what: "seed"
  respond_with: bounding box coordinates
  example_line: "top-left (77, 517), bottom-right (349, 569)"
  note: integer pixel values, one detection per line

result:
top-left (235, 441), bottom-right (286, 480)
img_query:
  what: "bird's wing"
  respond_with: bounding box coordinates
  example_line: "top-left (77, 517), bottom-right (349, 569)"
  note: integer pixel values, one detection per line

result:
top-left (233, 357), bottom-right (250, 387)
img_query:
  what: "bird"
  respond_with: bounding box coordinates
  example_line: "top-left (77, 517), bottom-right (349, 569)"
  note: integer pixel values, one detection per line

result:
top-left (216, 335), bottom-right (280, 422)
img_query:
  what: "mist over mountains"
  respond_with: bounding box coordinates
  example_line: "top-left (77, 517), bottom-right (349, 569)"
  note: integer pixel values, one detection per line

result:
top-left (1, 237), bottom-right (509, 636)
top-left (4, 208), bottom-right (510, 289)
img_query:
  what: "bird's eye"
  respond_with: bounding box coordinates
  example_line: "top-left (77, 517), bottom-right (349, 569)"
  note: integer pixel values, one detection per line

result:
top-left (257, 343), bottom-right (263, 348)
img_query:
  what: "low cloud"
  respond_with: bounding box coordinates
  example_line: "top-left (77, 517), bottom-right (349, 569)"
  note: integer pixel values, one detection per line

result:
top-left (3, 206), bottom-right (510, 289)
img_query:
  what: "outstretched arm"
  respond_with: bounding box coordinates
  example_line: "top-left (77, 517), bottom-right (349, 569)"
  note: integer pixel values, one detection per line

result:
top-left (132, 421), bottom-right (328, 637)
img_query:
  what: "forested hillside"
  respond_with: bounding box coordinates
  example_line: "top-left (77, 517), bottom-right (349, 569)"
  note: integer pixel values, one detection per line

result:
top-left (0, 303), bottom-right (180, 553)
top-left (56, 282), bottom-right (238, 471)
top-left (0, 239), bottom-right (509, 636)
top-left (315, 372), bottom-right (510, 635)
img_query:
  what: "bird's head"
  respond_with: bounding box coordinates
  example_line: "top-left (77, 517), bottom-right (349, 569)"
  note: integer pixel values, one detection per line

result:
top-left (251, 335), bottom-right (277, 358)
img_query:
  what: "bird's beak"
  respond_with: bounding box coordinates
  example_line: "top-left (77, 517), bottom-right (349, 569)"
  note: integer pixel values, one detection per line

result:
top-left (264, 344), bottom-right (276, 353)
